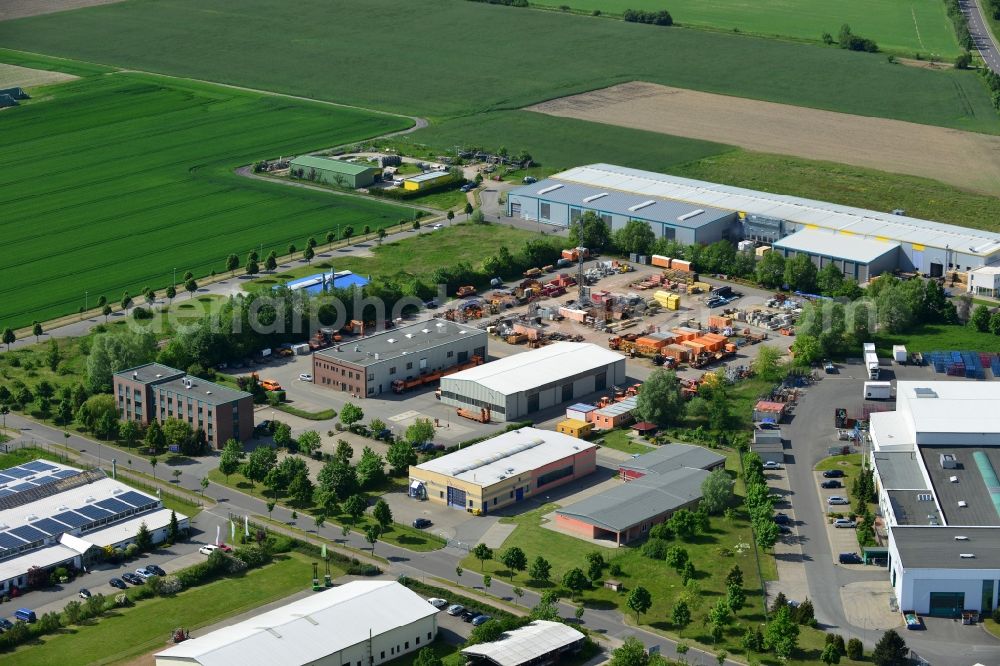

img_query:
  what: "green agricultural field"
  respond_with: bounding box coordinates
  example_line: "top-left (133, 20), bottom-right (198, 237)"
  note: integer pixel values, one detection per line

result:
top-left (0, 0), bottom-right (995, 133)
top-left (0, 65), bottom-right (411, 329)
top-left (391, 110), bottom-right (732, 178)
top-left (533, 0), bottom-right (960, 57)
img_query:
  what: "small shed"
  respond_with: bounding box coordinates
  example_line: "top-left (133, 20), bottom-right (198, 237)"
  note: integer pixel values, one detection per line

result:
top-left (592, 396), bottom-right (638, 430)
top-left (403, 170), bottom-right (452, 191)
top-left (631, 421), bottom-right (658, 437)
top-left (604, 579), bottom-right (623, 592)
top-left (556, 419), bottom-right (593, 439)
top-left (753, 400), bottom-right (787, 423)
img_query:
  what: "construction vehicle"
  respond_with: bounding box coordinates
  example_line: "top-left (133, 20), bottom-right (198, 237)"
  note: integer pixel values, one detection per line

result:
top-left (391, 355), bottom-right (484, 394)
top-left (456, 285), bottom-right (477, 298)
top-left (457, 406), bottom-right (491, 423)
top-left (341, 320), bottom-right (364, 336)
top-left (523, 267), bottom-right (542, 279)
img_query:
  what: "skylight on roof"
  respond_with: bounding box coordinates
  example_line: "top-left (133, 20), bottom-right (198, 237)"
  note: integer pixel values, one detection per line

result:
top-left (537, 184), bottom-right (563, 195)
top-left (583, 193), bottom-right (608, 203)
top-left (677, 209), bottom-right (705, 222)
top-left (628, 200), bottom-right (656, 212)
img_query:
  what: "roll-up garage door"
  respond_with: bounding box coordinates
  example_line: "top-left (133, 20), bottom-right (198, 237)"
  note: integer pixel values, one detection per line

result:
top-left (447, 486), bottom-right (467, 509)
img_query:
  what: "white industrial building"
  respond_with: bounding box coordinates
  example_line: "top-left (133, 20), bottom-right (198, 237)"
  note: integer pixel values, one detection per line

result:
top-left (439, 342), bottom-right (627, 422)
top-left (869, 381), bottom-right (1000, 616)
top-left (155, 581), bottom-right (438, 666)
top-left (967, 266), bottom-right (1000, 298)
top-left (507, 163), bottom-right (1000, 276)
top-left (0, 460), bottom-right (186, 595)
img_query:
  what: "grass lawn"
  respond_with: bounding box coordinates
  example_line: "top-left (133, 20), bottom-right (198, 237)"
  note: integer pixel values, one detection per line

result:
top-left (532, 0), bottom-right (960, 56)
top-left (595, 429), bottom-right (653, 455)
top-left (1, 1), bottom-right (995, 133)
top-left (245, 223), bottom-right (561, 292)
top-left (0, 56), bottom-right (410, 328)
top-left (207, 468), bottom-right (445, 552)
top-left (116, 472), bottom-right (205, 518)
top-left (985, 617), bottom-right (1000, 639)
top-left (11, 552), bottom-right (317, 666)
top-left (875, 324), bottom-right (1000, 354)
top-left (0, 446), bottom-right (69, 469)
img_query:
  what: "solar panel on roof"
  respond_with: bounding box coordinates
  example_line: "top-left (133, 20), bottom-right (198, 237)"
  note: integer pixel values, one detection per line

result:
top-left (20, 461), bottom-right (56, 473)
top-left (95, 498), bottom-right (132, 514)
top-left (9, 483), bottom-right (35, 492)
top-left (0, 474), bottom-right (14, 483)
top-left (0, 489), bottom-right (14, 498)
top-left (53, 511), bottom-right (89, 528)
top-left (51, 470), bottom-right (77, 479)
top-left (2, 467), bottom-right (33, 479)
top-left (75, 504), bottom-right (112, 520)
top-left (9, 525), bottom-right (47, 543)
top-left (116, 491), bottom-right (157, 508)
top-left (31, 518), bottom-right (69, 536)
top-left (0, 532), bottom-right (27, 550)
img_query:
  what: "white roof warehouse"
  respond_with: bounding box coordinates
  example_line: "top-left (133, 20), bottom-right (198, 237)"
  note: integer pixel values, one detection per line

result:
top-left (507, 163), bottom-right (1000, 276)
top-left (439, 342), bottom-right (626, 421)
top-left (155, 581), bottom-right (439, 666)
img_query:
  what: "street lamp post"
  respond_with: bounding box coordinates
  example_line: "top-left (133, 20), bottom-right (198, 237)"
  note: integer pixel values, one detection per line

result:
top-left (173, 267), bottom-right (177, 287)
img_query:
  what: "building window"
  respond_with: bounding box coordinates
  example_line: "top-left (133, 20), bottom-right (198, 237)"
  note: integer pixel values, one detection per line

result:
top-left (381, 652), bottom-right (385, 660)
top-left (406, 362), bottom-right (412, 370)
top-left (570, 207), bottom-right (582, 223)
top-left (427, 632), bottom-right (432, 640)
top-left (405, 642), bottom-right (409, 650)
top-left (469, 499), bottom-right (473, 507)
top-left (537, 465), bottom-right (574, 488)
top-left (390, 367), bottom-right (396, 375)
top-left (600, 213), bottom-right (611, 225)
top-left (416, 636), bottom-right (420, 644)
top-left (540, 202), bottom-right (550, 220)
top-left (493, 497), bottom-right (497, 505)
top-left (440, 491), bottom-right (444, 498)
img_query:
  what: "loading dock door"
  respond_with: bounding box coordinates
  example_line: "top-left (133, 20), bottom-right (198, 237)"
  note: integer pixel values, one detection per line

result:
top-left (929, 262), bottom-right (943, 278)
top-left (928, 591), bottom-right (964, 618)
top-left (447, 486), bottom-right (467, 509)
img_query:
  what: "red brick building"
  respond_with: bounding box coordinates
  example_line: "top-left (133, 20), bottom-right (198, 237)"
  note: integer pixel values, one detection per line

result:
top-left (113, 363), bottom-right (254, 448)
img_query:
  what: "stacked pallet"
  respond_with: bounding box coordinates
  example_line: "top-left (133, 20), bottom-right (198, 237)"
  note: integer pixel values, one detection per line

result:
top-left (652, 290), bottom-right (680, 310)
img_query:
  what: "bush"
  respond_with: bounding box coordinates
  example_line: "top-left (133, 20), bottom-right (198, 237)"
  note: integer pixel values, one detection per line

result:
top-left (641, 537), bottom-right (669, 559)
top-left (346, 562), bottom-right (381, 576)
top-left (623, 8), bottom-right (672, 25)
top-left (159, 575), bottom-right (183, 595)
top-left (132, 306), bottom-right (154, 320)
top-left (847, 637), bottom-right (864, 660)
top-left (234, 544), bottom-right (272, 569)
top-left (956, 51), bottom-right (973, 69)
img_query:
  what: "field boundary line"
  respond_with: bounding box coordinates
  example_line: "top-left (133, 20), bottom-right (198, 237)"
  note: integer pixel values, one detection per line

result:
top-left (911, 7), bottom-right (926, 50)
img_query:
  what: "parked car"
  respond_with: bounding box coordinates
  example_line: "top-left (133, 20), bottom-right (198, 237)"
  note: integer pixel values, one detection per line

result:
top-left (773, 513), bottom-right (790, 525)
top-left (471, 614), bottom-right (493, 626)
top-left (839, 552), bottom-right (863, 564)
top-left (299, 373), bottom-right (313, 382)
top-left (427, 598), bottom-right (448, 609)
top-left (827, 496), bottom-right (849, 505)
top-left (146, 564), bottom-right (166, 577)
top-left (778, 525), bottom-right (792, 534)
top-left (14, 609), bottom-right (36, 624)
top-left (109, 578), bottom-right (127, 590)
top-left (824, 361), bottom-right (837, 374)
top-left (431, 224), bottom-right (444, 230)
top-left (821, 479), bottom-right (842, 489)
top-left (255, 420), bottom-right (272, 433)
top-left (199, 545), bottom-right (220, 555)
top-left (78, 588), bottom-right (91, 599)
top-left (756, 422), bottom-right (780, 431)
top-left (412, 518), bottom-right (432, 529)
top-left (823, 469), bottom-right (845, 478)
top-left (762, 461), bottom-right (782, 470)
top-left (0, 618), bottom-right (13, 631)
top-left (122, 572), bottom-right (144, 585)
top-left (135, 568), bottom-right (153, 580)
top-left (522, 176), bottom-right (537, 184)
top-left (834, 518), bottom-right (857, 528)
top-left (446, 604), bottom-right (465, 616)
top-left (461, 609), bottom-right (482, 622)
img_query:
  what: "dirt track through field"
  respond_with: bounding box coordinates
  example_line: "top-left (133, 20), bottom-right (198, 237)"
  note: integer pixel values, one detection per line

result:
top-left (529, 81), bottom-right (1000, 196)
top-left (0, 63), bottom-right (77, 88)
top-left (1, 0), bottom-right (125, 21)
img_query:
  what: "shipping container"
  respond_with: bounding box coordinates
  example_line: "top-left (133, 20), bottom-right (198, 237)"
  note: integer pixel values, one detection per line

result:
top-left (893, 345), bottom-right (908, 363)
top-left (651, 255), bottom-right (672, 268)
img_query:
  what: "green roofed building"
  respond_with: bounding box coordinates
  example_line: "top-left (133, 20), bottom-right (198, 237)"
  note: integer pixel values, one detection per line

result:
top-left (289, 155), bottom-right (380, 189)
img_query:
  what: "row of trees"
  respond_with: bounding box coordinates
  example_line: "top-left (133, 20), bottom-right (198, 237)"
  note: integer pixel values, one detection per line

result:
top-left (742, 452), bottom-right (780, 551)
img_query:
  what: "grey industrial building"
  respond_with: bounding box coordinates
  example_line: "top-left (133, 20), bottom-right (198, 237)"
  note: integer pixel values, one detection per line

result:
top-left (439, 342), bottom-right (626, 422)
top-left (313, 319), bottom-right (487, 398)
top-left (507, 164), bottom-right (1000, 277)
top-left (772, 229), bottom-right (899, 283)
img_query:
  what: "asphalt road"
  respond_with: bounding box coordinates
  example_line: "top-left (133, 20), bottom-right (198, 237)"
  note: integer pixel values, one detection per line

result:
top-left (962, 0), bottom-right (1000, 73)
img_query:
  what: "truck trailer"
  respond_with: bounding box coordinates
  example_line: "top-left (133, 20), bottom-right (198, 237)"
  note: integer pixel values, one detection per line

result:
top-left (863, 381), bottom-right (892, 401)
top-left (863, 342), bottom-right (880, 380)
